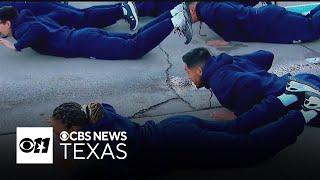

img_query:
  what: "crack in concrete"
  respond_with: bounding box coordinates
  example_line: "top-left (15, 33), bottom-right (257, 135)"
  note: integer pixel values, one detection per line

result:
top-left (133, 106), bottom-right (222, 119)
top-left (128, 97), bottom-right (179, 119)
top-left (299, 43), bottom-right (320, 54)
top-left (128, 45), bottom-right (197, 119)
top-left (159, 45), bottom-right (197, 110)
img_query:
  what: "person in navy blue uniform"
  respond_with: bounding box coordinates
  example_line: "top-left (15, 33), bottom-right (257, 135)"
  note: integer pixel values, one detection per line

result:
top-left (0, 1), bottom-right (264, 30)
top-left (182, 47), bottom-right (320, 119)
top-left (0, 5), bottom-right (193, 60)
top-left (49, 81), bottom-right (320, 179)
top-left (186, 2), bottom-right (320, 46)
top-left (0, 1), bottom-right (140, 30)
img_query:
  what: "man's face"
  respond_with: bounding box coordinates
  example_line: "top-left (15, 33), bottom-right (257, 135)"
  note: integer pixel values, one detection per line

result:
top-left (189, 2), bottom-right (199, 23)
top-left (0, 21), bottom-right (11, 38)
top-left (48, 118), bottom-right (68, 136)
top-left (184, 64), bottom-right (204, 88)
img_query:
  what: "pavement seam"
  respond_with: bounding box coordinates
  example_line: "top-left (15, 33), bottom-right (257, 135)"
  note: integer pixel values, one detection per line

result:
top-left (133, 105), bottom-right (223, 119)
top-left (159, 45), bottom-right (197, 110)
top-left (128, 97), bottom-right (179, 118)
top-left (299, 44), bottom-right (320, 55)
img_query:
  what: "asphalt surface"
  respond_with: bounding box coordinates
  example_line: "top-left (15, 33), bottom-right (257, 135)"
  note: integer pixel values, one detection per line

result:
top-left (0, 1), bottom-right (320, 180)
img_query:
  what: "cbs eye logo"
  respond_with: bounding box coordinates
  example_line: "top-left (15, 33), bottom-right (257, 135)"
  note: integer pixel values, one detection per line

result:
top-left (16, 127), bottom-right (53, 164)
top-left (19, 138), bottom-right (50, 153)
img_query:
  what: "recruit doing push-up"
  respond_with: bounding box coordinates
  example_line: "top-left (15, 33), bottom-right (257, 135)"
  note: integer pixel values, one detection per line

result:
top-left (49, 77), bottom-right (320, 178)
top-left (0, 3), bottom-right (192, 60)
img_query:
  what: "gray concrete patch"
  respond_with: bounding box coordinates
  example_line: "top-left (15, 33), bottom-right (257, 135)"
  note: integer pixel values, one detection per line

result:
top-left (1, 1), bottom-right (320, 134)
top-left (0, 3), bottom-right (320, 179)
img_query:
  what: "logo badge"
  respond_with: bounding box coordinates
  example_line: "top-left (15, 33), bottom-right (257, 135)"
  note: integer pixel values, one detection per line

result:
top-left (16, 127), bottom-right (53, 164)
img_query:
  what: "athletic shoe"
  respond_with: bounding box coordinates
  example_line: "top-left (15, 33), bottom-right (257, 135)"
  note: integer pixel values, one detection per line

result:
top-left (285, 77), bottom-right (320, 104)
top-left (170, 3), bottom-right (184, 16)
top-left (172, 11), bottom-right (192, 43)
top-left (182, 2), bottom-right (193, 44)
top-left (303, 92), bottom-right (320, 127)
top-left (122, 2), bottom-right (139, 31)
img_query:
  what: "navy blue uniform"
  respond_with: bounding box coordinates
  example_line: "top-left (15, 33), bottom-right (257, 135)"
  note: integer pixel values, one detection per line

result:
top-left (0, 1), bottom-right (124, 29)
top-left (196, 2), bottom-right (320, 43)
top-left (136, 1), bottom-right (260, 17)
top-left (201, 50), bottom-right (320, 116)
top-left (12, 10), bottom-right (174, 60)
top-left (78, 97), bottom-right (305, 177)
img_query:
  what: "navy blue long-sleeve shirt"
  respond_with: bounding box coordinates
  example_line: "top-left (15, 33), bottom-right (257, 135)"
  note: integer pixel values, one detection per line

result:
top-left (196, 2), bottom-right (320, 43)
top-left (12, 9), bottom-right (77, 57)
top-left (201, 50), bottom-right (291, 116)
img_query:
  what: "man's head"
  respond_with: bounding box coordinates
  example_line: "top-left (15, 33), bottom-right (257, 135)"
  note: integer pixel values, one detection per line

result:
top-left (182, 47), bottom-right (211, 88)
top-left (49, 102), bottom-right (88, 136)
top-left (0, 6), bottom-right (18, 38)
top-left (48, 102), bottom-right (105, 136)
top-left (188, 1), bottom-right (199, 23)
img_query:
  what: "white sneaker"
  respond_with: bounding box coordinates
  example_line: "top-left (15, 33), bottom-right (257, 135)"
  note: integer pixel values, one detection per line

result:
top-left (285, 77), bottom-right (320, 103)
top-left (170, 3), bottom-right (184, 16)
top-left (303, 92), bottom-right (320, 127)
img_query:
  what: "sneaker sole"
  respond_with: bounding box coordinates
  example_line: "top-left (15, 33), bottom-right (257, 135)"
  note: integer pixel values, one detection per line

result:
top-left (127, 2), bottom-right (139, 31)
top-left (304, 92), bottom-right (320, 112)
top-left (286, 78), bottom-right (320, 95)
top-left (182, 2), bottom-right (193, 44)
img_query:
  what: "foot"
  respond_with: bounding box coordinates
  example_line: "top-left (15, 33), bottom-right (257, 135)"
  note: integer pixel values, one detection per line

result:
top-left (303, 92), bottom-right (320, 127)
top-left (170, 3), bottom-right (184, 16)
top-left (122, 1), bottom-right (139, 31)
top-left (182, 2), bottom-right (193, 44)
top-left (285, 77), bottom-right (320, 104)
top-left (171, 11), bottom-right (192, 44)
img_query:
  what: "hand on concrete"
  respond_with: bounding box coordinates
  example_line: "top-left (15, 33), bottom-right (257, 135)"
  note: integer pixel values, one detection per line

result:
top-left (207, 39), bottom-right (230, 47)
top-left (0, 38), bottom-right (16, 50)
top-left (212, 108), bottom-right (237, 121)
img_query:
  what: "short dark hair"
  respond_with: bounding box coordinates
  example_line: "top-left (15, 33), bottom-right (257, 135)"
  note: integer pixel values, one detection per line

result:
top-left (52, 102), bottom-right (88, 128)
top-left (0, 6), bottom-right (18, 22)
top-left (182, 47), bottom-right (212, 68)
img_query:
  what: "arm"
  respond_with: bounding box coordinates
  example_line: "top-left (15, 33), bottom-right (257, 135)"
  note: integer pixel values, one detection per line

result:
top-left (231, 73), bottom-right (265, 116)
top-left (0, 39), bottom-right (16, 50)
top-left (14, 23), bottom-right (47, 51)
top-left (235, 50), bottom-right (274, 71)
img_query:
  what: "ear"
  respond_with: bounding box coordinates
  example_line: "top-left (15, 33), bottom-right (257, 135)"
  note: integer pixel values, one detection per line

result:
top-left (195, 66), bottom-right (203, 76)
top-left (5, 20), bottom-right (11, 27)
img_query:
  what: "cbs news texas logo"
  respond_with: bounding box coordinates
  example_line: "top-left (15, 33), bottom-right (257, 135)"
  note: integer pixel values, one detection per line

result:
top-left (16, 127), bottom-right (53, 164)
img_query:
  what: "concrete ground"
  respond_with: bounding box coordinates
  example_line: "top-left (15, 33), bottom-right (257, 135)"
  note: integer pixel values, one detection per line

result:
top-left (0, 1), bottom-right (320, 180)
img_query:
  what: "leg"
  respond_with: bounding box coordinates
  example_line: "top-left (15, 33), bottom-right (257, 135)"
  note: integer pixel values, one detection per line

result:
top-left (136, 1), bottom-right (180, 17)
top-left (260, 5), bottom-right (320, 43)
top-left (107, 11), bottom-right (173, 39)
top-left (45, 3), bottom-right (124, 28)
top-left (69, 16), bottom-right (174, 60)
top-left (160, 110), bottom-right (305, 167)
top-left (77, 3), bottom-right (124, 28)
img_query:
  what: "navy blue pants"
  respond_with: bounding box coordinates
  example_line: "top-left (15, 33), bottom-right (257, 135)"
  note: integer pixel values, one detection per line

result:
top-left (232, 73), bottom-right (320, 116)
top-left (0, 2), bottom-right (124, 29)
top-left (45, 3), bottom-right (124, 29)
top-left (197, 2), bottom-right (320, 43)
top-left (136, 1), bottom-right (180, 17)
top-left (68, 11), bottom-right (173, 60)
top-left (157, 96), bottom-right (305, 167)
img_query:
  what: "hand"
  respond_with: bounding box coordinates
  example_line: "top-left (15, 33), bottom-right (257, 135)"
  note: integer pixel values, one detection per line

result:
top-left (212, 108), bottom-right (237, 121)
top-left (0, 38), bottom-right (16, 50)
top-left (207, 39), bottom-right (230, 47)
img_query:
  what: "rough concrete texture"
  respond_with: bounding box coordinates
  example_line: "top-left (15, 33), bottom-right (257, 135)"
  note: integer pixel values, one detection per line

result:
top-left (0, 1), bottom-right (320, 180)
